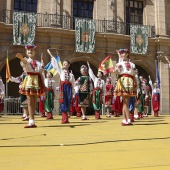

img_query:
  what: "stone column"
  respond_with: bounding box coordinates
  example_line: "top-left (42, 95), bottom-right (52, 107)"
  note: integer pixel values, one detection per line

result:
top-left (159, 61), bottom-right (170, 114)
top-left (155, 0), bottom-right (167, 36)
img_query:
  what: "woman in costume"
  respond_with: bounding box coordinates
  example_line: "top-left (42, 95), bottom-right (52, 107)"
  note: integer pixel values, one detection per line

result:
top-left (87, 61), bottom-right (105, 119)
top-left (44, 72), bottom-right (56, 119)
top-left (149, 75), bottom-right (160, 117)
top-left (105, 77), bottom-right (114, 118)
top-left (75, 65), bottom-right (93, 120)
top-left (16, 45), bottom-right (45, 128)
top-left (47, 49), bottom-right (75, 123)
top-left (114, 49), bottom-right (137, 125)
top-left (9, 70), bottom-right (29, 121)
top-left (0, 77), bottom-right (5, 114)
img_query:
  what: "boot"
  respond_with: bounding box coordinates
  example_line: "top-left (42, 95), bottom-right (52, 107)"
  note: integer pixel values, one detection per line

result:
top-left (46, 112), bottom-right (53, 119)
top-left (130, 111), bottom-right (134, 122)
top-left (76, 112), bottom-right (82, 117)
top-left (95, 110), bottom-right (101, 119)
top-left (114, 112), bottom-right (119, 117)
top-left (61, 112), bottom-right (69, 124)
top-left (154, 111), bottom-right (159, 117)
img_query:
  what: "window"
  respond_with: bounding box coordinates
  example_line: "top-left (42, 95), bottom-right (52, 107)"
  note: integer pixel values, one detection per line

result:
top-left (73, 0), bottom-right (94, 19)
top-left (14, 0), bottom-right (37, 12)
top-left (126, 0), bottom-right (143, 24)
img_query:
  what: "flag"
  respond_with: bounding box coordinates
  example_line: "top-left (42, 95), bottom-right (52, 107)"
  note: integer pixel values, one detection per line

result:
top-left (41, 52), bottom-right (44, 68)
top-left (98, 55), bottom-right (114, 75)
top-left (6, 52), bottom-right (11, 83)
top-left (130, 24), bottom-right (149, 54)
top-left (75, 18), bottom-right (95, 53)
top-left (44, 55), bottom-right (62, 76)
top-left (13, 11), bottom-right (37, 45)
top-left (155, 60), bottom-right (160, 89)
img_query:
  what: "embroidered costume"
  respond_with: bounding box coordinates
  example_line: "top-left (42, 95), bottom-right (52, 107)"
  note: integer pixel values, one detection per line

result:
top-left (88, 66), bottom-right (105, 119)
top-left (0, 78), bottom-right (5, 113)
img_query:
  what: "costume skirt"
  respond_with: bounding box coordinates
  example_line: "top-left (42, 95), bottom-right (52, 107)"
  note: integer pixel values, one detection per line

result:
top-left (20, 72), bottom-right (44, 96)
top-left (114, 74), bottom-right (137, 97)
top-left (78, 93), bottom-right (90, 107)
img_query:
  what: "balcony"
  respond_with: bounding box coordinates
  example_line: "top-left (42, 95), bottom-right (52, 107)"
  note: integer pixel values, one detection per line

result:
top-left (0, 9), bottom-right (155, 38)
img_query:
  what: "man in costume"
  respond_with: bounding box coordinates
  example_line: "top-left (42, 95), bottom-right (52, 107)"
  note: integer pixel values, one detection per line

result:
top-left (16, 45), bottom-right (45, 128)
top-left (75, 65), bottom-right (93, 120)
top-left (144, 85), bottom-right (150, 117)
top-left (87, 61), bottom-right (105, 119)
top-left (0, 77), bottom-right (5, 114)
top-left (149, 75), bottom-right (160, 117)
top-left (44, 72), bottom-right (56, 119)
top-left (9, 70), bottom-right (29, 121)
top-left (105, 77), bottom-right (114, 118)
top-left (114, 49), bottom-right (137, 125)
top-left (47, 49), bottom-right (75, 123)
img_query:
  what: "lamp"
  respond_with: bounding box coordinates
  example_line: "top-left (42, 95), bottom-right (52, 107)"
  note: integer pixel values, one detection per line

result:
top-left (110, 0), bottom-right (115, 11)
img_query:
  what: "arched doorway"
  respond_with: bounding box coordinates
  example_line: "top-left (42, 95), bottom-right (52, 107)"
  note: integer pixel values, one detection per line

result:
top-left (1, 58), bottom-right (23, 97)
top-left (70, 61), bottom-right (98, 80)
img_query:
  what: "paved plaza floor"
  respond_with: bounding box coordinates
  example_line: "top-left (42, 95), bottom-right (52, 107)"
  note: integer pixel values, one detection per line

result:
top-left (0, 114), bottom-right (170, 170)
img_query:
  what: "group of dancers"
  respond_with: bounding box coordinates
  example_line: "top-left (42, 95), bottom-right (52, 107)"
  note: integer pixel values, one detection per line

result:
top-left (0, 45), bottom-right (160, 128)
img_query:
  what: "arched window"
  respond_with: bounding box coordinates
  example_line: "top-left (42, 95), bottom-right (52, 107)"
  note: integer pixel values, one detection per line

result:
top-left (73, 0), bottom-right (94, 19)
top-left (14, 0), bottom-right (37, 12)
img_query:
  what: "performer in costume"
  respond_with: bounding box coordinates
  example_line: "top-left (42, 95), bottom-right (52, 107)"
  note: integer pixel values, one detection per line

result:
top-left (74, 83), bottom-right (82, 117)
top-left (16, 45), bottom-right (45, 128)
top-left (75, 65), bottom-right (93, 120)
top-left (47, 49), bottom-right (75, 123)
top-left (105, 77), bottom-right (114, 118)
top-left (44, 72), bottom-right (56, 119)
top-left (0, 77), bottom-right (5, 114)
top-left (9, 70), bottom-right (29, 121)
top-left (87, 62), bottom-right (105, 119)
top-left (144, 85), bottom-right (150, 117)
top-left (39, 95), bottom-right (46, 117)
top-left (149, 75), bottom-right (160, 117)
top-left (114, 49), bottom-right (137, 125)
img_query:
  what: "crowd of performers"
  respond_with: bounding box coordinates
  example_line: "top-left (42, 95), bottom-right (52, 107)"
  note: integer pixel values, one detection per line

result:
top-left (0, 45), bottom-right (160, 128)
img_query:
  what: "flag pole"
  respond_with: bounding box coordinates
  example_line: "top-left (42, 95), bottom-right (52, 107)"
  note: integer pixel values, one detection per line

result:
top-left (6, 50), bottom-right (8, 98)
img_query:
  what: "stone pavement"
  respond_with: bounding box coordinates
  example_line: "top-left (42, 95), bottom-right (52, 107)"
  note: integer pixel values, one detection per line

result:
top-left (0, 114), bottom-right (170, 170)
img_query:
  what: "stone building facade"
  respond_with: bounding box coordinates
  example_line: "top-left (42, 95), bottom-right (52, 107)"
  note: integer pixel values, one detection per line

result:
top-left (0, 0), bottom-right (170, 114)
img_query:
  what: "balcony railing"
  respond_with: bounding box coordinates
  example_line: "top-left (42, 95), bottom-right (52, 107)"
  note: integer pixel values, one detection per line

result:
top-left (1, 9), bottom-right (155, 38)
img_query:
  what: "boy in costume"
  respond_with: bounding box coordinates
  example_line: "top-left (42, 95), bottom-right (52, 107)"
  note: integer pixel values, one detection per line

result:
top-left (87, 61), bottom-right (105, 119)
top-left (16, 45), bottom-right (45, 128)
top-left (44, 72), bottom-right (56, 119)
top-left (47, 49), bottom-right (75, 123)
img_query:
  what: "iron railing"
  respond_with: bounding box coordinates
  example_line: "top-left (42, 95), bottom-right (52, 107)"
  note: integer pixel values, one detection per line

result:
top-left (1, 9), bottom-right (155, 38)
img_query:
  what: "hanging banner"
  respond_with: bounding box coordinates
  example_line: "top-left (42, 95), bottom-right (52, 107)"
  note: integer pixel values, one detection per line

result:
top-left (130, 24), bottom-right (149, 54)
top-left (13, 11), bottom-right (37, 45)
top-left (75, 18), bottom-right (95, 53)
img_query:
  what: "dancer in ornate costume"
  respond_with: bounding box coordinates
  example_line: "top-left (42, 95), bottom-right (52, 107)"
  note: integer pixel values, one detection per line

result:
top-left (114, 49), bottom-right (137, 125)
top-left (149, 75), bottom-right (160, 117)
top-left (75, 65), bottom-right (93, 120)
top-left (87, 62), bottom-right (105, 119)
top-left (105, 77), bottom-right (114, 118)
top-left (44, 72), bottom-right (56, 119)
top-left (16, 45), bottom-right (45, 128)
top-left (9, 70), bottom-right (29, 121)
top-left (0, 77), bottom-right (5, 114)
top-left (47, 49), bottom-right (75, 123)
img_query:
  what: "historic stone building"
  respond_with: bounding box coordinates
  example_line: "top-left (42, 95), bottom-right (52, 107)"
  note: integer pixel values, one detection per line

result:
top-left (0, 0), bottom-right (170, 114)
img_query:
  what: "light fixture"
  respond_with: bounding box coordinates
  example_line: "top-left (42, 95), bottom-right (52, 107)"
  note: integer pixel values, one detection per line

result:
top-left (110, 0), bottom-right (115, 11)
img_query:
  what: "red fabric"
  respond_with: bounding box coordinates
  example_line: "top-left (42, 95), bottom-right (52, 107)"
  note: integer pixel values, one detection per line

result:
top-left (59, 81), bottom-right (72, 103)
top-left (30, 60), bottom-right (37, 70)
top-left (75, 94), bottom-right (81, 113)
top-left (152, 93), bottom-right (160, 111)
top-left (70, 98), bottom-right (75, 113)
top-left (39, 100), bottom-right (45, 114)
top-left (112, 96), bottom-right (123, 113)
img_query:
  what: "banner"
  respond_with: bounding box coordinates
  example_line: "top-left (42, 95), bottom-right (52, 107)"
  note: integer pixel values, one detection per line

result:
top-left (155, 60), bottom-right (160, 89)
top-left (75, 18), bottom-right (95, 53)
top-left (130, 24), bottom-right (149, 54)
top-left (6, 51), bottom-right (11, 83)
top-left (98, 55), bottom-right (114, 75)
top-left (13, 11), bottom-right (37, 45)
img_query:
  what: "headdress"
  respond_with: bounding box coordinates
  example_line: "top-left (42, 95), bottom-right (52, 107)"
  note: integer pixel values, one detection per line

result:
top-left (106, 77), bottom-right (112, 83)
top-left (118, 48), bottom-right (129, 54)
top-left (25, 44), bottom-right (36, 50)
top-left (80, 65), bottom-right (88, 72)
